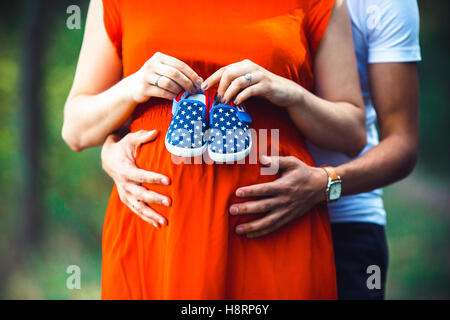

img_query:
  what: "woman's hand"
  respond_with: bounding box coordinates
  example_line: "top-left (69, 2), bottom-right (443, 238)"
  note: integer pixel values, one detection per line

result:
top-left (128, 52), bottom-right (204, 103)
top-left (101, 130), bottom-right (171, 228)
top-left (63, 0), bottom-right (204, 151)
top-left (201, 59), bottom-right (302, 107)
top-left (229, 156), bottom-right (328, 238)
top-left (200, 8), bottom-right (368, 158)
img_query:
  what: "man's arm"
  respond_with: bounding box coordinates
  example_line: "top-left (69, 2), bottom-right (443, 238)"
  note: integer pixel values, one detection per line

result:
top-left (229, 62), bottom-right (419, 238)
top-left (228, 0), bottom-right (421, 238)
top-left (336, 62), bottom-right (419, 195)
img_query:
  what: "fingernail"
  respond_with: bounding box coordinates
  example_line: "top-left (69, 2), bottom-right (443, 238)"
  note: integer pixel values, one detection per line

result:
top-left (162, 178), bottom-right (169, 185)
top-left (261, 155), bottom-right (270, 165)
top-left (230, 206), bottom-right (239, 214)
top-left (162, 199), bottom-right (170, 206)
top-left (236, 226), bottom-right (245, 234)
top-left (201, 82), bottom-right (208, 90)
top-left (236, 190), bottom-right (244, 197)
top-left (196, 78), bottom-right (203, 87)
top-left (159, 218), bottom-right (165, 225)
top-left (153, 222), bottom-right (159, 228)
top-left (233, 99), bottom-right (239, 105)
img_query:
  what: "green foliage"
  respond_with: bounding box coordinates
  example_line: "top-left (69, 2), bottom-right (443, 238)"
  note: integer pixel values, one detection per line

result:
top-left (417, 0), bottom-right (450, 174)
top-left (384, 173), bottom-right (450, 299)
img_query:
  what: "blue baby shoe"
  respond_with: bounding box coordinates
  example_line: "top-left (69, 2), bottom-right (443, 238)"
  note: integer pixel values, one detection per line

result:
top-left (165, 90), bottom-right (208, 157)
top-left (207, 94), bottom-right (252, 162)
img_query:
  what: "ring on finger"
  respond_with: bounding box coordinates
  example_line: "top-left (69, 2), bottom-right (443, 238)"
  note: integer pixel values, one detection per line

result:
top-left (244, 73), bottom-right (252, 84)
top-left (154, 75), bottom-right (163, 88)
top-left (132, 200), bottom-right (141, 209)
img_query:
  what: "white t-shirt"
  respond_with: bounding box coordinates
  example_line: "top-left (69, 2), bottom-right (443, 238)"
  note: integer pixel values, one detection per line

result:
top-left (307, 0), bottom-right (422, 225)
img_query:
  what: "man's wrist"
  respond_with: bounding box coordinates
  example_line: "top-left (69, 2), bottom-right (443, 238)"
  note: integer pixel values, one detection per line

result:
top-left (334, 165), bottom-right (346, 197)
top-left (101, 133), bottom-right (121, 172)
top-left (321, 166), bottom-right (343, 202)
top-left (312, 167), bottom-right (328, 204)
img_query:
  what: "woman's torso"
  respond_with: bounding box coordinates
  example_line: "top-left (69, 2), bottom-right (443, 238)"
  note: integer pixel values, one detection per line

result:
top-left (101, 0), bottom-right (337, 299)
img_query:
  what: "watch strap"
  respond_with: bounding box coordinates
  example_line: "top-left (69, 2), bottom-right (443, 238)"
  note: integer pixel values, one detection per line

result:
top-left (321, 166), bottom-right (340, 181)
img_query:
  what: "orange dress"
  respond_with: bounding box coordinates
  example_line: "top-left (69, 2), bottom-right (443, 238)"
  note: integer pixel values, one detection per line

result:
top-left (101, 0), bottom-right (337, 299)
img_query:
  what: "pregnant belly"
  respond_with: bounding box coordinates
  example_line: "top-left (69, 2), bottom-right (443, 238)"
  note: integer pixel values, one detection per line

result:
top-left (128, 97), bottom-right (316, 225)
top-left (101, 98), bottom-right (335, 300)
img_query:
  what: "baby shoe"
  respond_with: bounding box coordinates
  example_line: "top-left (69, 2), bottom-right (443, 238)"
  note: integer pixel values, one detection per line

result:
top-left (207, 94), bottom-right (252, 162)
top-left (165, 89), bottom-right (209, 157)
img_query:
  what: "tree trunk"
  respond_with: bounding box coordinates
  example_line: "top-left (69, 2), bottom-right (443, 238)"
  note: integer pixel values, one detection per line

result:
top-left (16, 0), bottom-right (49, 255)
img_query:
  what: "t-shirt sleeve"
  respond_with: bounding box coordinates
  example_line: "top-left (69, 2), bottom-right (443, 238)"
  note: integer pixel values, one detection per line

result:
top-left (102, 0), bottom-right (122, 60)
top-left (305, 0), bottom-right (336, 58)
top-left (366, 0), bottom-right (421, 63)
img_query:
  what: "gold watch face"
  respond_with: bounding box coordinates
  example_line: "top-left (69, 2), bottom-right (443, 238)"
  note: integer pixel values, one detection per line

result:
top-left (329, 181), bottom-right (342, 201)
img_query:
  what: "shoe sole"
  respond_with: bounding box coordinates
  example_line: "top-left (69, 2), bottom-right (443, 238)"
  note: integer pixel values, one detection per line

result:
top-left (207, 140), bottom-right (252, 163)
top-left (165, 137), bottom-right (207, 158)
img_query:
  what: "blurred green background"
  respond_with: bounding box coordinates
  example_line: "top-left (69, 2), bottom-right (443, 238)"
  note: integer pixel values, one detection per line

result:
top-left (0, 0), bottom-right (448, 299)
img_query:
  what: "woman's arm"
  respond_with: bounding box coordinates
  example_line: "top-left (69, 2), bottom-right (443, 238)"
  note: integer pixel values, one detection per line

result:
top-left (62, 0), bottom-right (131, 151)
top-left (62, 0), bottom-right (203, 151)
top-left (201, 0), bottom-right (365, 157)
top-left (294, 0), bottom-right (365, 157)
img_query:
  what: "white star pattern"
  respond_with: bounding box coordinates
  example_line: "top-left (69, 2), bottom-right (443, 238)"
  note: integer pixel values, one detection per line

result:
top-left (167, 96), bottom-right (251, 155)
top-left (167, 100), bottom-right (207, 150)
top-left (208, 105), bottom-right (251, 154)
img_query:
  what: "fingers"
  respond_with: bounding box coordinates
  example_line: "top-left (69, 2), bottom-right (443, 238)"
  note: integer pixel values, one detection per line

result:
top-left (229, 197), bottom-right (281, 215)
top-left (126, 129), bottom-right (161, 162)
top-left (200, 66), bottom-right (224, 91)
top-left (222, 72), bottom-right (261, 104)
top-left (144, 72), bottom-right (183, 95)
top-left (216, 64), bottom-right (251, 100)
top-left (261, 155), bottom-right (300, 170)
top-left (129, 130), bottom-right (159, 150)
top-left (143, 84), bottom-right (178, 100)
top-left (234, 83), bottom-right (264, 105)
top-left (245, 216), bottom-right (290, 238)
top-left (200, 62), bottom-right (240, 93)
top-left (235, 181), bottom-right (282, 198)
top-left (117, 180), bottom-right (170, 227)
top-left (157, 53), bottom-right (203, 88)
top-left (201, 62), bottom-right (250, 98)
top-left (126, 184), bottom-right (171, 207)
top-left (117, 185), bottom-right (162, 228)
top-left (121, 132), bottom-right (171, 185)
top-left (128, 198), bottom-right (167, 227)
top-left (127, 167), bottom-right (170, 185)
top-left (234, 210), bottom-right (286, 236)
top-left (152, 63), bottom-right (197, 94)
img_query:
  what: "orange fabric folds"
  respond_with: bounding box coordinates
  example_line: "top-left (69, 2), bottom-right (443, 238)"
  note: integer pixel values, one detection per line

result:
top-left (101, 0), bottom-right (337, 299)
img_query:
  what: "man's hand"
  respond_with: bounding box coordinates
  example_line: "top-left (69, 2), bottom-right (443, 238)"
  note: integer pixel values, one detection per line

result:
top-left (101, 130), bottom-right (171, 228)
top-left (230, 156), bottom-right (328, 238)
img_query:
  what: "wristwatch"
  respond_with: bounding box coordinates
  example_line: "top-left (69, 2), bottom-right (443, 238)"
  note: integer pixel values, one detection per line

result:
top-left (321, 166), bottom-right (342, 202)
